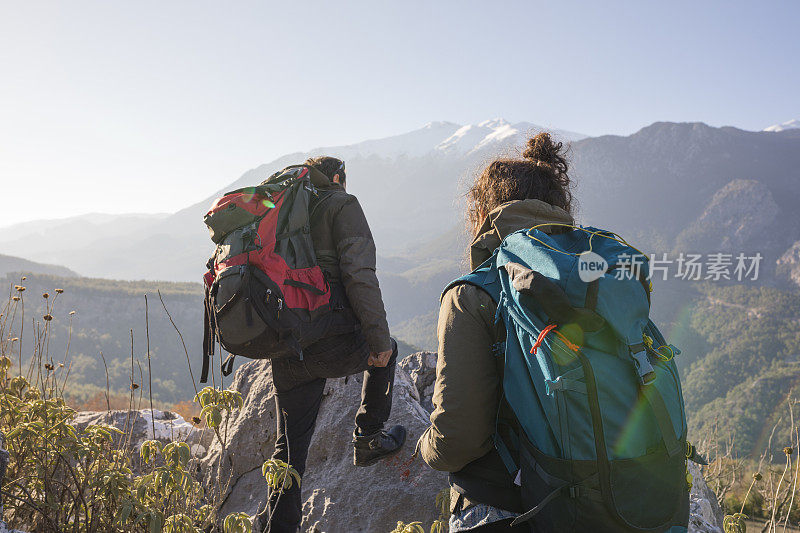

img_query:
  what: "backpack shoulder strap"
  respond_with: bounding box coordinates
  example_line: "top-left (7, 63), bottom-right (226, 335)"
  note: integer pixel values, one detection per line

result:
top-left (442, 257), bottom-right (502, 304)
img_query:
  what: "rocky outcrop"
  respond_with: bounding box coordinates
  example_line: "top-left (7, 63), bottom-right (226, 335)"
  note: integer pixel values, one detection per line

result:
top-left (72, 408), bottom-right (213, 457)
top-left (777, 240), bottom-right (800, 287)
top-left (688, 461), bottom-right (724, 533)
top-left (397, 351), bottom-right (438, 412)
top-left (69, 354), bottom-right (725, 532)
top-left (199, 359), bottom-right (447, 532)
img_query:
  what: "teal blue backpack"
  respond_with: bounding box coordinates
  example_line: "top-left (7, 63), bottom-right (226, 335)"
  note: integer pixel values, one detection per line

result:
top-left (449, 225), bottom-right (693, 532)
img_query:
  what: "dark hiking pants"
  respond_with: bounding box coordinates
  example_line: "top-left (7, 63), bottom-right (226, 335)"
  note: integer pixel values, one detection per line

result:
top-left (258, 332), bottom-right (398, 533)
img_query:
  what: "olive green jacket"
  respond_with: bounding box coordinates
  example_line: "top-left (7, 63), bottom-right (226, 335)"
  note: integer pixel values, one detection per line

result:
top-left (419, 199), bottom-right (573, 473)
top-left (306, 170), bottom-right (392, 354)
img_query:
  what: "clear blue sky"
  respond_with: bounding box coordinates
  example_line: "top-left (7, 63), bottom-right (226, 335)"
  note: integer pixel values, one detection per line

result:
top-left (1, 0), bottom-right (797, 227)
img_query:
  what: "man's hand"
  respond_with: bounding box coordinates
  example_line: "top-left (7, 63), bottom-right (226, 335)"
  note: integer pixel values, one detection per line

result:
top-left (368, 349), bottom-right (393, 367)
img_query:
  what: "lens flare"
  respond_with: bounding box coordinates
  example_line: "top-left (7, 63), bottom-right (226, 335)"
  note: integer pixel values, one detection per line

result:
top-left (613, 393), bottom-right (652, 457)
top-left (262, 199), bottom-right (275, 209)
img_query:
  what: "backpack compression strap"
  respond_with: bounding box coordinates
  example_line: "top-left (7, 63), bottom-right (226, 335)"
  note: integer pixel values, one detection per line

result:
top-left (201, 284), bottom-right (239, 383)
top-left (201, 284), bottom-right (215, 384)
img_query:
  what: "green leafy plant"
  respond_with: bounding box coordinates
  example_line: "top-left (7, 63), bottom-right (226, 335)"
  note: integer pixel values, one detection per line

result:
top-left (223, 512), bottom-right (253, 533)
top-left (262, 458), bottom-right (301, 494)
top-left (722, 512), bottom-right (747, 533)
top-left (391, 521), bottom-right (426, 533)
top-left (0, 283), bottom-right (252, 532)
top-left (194, 387), bottom-right (243, 429)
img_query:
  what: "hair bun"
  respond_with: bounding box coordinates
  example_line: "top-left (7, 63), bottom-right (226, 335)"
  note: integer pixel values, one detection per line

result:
top-left (522, 132), bottom-right (568, 174)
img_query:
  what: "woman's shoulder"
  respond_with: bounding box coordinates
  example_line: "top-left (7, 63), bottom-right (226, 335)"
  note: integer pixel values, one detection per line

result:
top-left (441, 282), bottom-right (497, 323)
top-left (443, 280), bottom-right (497, 301)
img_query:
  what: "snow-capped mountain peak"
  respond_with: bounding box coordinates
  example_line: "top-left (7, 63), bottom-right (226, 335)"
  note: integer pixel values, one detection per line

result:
top-left (476, 118), bottom-right (511, 129)
top-left (422, 120), bottom-right (460, 130)
top-left (764, 119), bottom-right (800, 132)
top-left (436, 119), bottom-right (586, 155)
top-left (300, 119), bottom-right (586, 161)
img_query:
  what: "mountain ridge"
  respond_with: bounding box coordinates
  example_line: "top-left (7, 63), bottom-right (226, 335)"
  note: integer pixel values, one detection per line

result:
top-left (2, 120), bottom-right (800, 286)
top-left (764, 118), bottom-right (800, 132)
top-left (0, 254), bottom-right (79, 278)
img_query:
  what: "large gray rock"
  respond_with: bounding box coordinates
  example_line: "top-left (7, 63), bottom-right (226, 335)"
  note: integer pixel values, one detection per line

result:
top-left (688, 461), bottom-right (724, 533)
top-left (397, 351), bottom-right (438, 412)
top-left (72, 408), bottom-right (212, 457)
top-left (200, 358), bottom-right (448, 532)
top-left (69, 353), bottom-right (725, 532)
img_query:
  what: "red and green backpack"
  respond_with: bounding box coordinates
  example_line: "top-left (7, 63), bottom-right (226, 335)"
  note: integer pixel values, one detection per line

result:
top-left (201, 165), bottom-right (338, 383)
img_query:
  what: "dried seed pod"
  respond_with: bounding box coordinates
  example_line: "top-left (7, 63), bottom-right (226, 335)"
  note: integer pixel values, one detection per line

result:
top-left (55, 288), bottom-right (64, 294)
top-left (43, 314), bottom-right (53, 321)
top-left (754, 472), bottom-right (763, 481)
top-left (42, 293), bottom-right (49, 299)
top-left (785, 447), bottom-right (794, 456)
top-left (131, 383), bottom-right (140, 390)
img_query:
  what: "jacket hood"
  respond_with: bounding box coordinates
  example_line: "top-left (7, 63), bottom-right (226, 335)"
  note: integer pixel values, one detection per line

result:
top-left (266, 164), bottom-right (344, 192)
top-left (307, 165), bottom-right (345, 191)
top-left (469, 199), bottom-right (574, 269)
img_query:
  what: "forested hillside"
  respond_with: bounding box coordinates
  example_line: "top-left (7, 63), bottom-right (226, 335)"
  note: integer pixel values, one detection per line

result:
top-left (3, 120), bottom-right (800, 461)
top-left (675, 284), bottom-right (800, 456)
top-left (1, 272), bottom-right (419, 406)
top-left (2, 273), bottom-right (204, 405)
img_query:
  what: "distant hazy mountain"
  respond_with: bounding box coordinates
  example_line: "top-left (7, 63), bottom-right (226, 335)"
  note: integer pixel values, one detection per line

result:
top-left (0, 254), bottom-right (78, 278)
top-left (764, 118), bottom-right (800, 132)
top-left (0, 213), bottom-right (169, 277)
top-left (0, 119), bottom-right (585, 281)
top-left (273, 118), bottom-right (586, 159)
top-left (571, 122), bottom-right (800, 251)
top-left (3, 120), bottom-right (800, 338)
top-left (4, 120), bottom-right (800, 456)
top-left (386, 122), bottom-right (800, 349)
top-left (434, 118), bottom-right (587, 154)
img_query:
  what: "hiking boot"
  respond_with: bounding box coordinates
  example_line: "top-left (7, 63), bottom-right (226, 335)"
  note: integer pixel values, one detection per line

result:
top-left (352, 425), bottom-right (406, 466)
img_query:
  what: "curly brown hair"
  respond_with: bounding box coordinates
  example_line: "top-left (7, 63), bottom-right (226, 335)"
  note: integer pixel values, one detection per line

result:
top-left (466, 132), bottom-right (573, 235)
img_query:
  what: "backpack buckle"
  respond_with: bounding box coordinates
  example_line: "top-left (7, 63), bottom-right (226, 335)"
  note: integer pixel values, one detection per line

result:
top-left (545, 377), bottom-right (564, 395)
top-left (630, 347), bottom-right (656, 386)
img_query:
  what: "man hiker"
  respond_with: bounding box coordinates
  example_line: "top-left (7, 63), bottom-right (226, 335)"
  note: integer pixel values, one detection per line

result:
top-left (254, 156), bottom-right (407, 533)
